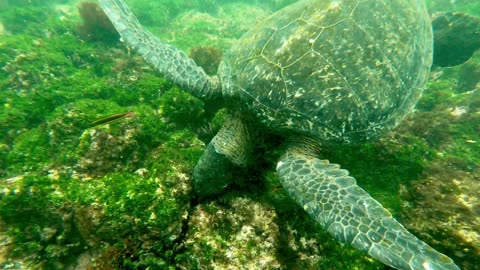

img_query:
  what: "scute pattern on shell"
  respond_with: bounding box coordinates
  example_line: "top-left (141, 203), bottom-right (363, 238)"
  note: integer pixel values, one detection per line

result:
top-left (219, 0), bottom-right (432, 143)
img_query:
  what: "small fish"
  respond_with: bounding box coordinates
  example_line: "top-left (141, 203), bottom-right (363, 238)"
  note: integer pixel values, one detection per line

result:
top-left (89, 111), bottom-right (136, 128)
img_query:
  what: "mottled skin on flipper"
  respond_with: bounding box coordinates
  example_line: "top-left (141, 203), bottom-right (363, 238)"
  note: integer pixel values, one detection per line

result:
top-left (98, 0), bottom-right (221, 100)
top-left (277, 139), bottom-right (459, 270)
top-left (98, 0), bottom-right (461, 269)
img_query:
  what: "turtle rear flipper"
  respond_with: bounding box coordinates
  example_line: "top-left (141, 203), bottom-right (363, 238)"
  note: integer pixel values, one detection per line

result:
top-left (276, 149), bottom-right (460, 270)
top-left (98, 0), bottom-right (220, 99)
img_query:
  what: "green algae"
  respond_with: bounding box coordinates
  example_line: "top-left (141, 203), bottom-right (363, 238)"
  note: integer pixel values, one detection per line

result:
top-left (0, 175), bottom-right (86, 268)
top-left (158, 87), bottom-right (205, 128)
top-left (0, 9), bottom-right (207, 263)
top-left (0, 5), bottom-right (51, 34)
top-left (71, 128), bottom-right (202, 269)
top-left (6, 128), bottom-right (50, 174)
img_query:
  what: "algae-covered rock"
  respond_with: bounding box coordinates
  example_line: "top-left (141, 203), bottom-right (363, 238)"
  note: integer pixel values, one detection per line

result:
top-left (177, 186), bottom-right (385, 269)
top-left (189, 46), bottom-right (223, 76)
top-left (0, 175), bottom-right (85, 269)
top-left (458, 52), bottom-right (480, 92)
top-left (5, 128), bottom-right (50, 174)
top-left (432, 12), bottom-right (480, 67)
top-left (394, 57), bottom-right (480, 269)
top-left (401, 162), bottom-right (480, 270)
top-left (179, 196), bottom-right (282, 269)
top-left (70, 163), bottom-right (195, 269)
top-left (1, 127), bottom-right (204, 268)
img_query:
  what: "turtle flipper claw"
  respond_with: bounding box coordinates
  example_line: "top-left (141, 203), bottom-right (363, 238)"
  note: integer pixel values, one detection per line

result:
top-left (276, 151), bottom-right (460, 270)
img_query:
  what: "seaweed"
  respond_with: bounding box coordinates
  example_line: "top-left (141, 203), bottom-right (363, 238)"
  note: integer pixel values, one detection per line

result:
top-left (76, 1), bottom-right (119, 43)
top-left (189, 46), bottom-right (223, 76)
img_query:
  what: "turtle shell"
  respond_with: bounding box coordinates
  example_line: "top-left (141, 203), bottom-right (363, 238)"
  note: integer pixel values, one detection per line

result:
top-left (219, 0), bottom-right (433, 144)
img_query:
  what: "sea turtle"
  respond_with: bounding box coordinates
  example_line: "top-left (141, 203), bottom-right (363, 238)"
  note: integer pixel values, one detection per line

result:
top-left (98, 0), bottom-right (461, 269)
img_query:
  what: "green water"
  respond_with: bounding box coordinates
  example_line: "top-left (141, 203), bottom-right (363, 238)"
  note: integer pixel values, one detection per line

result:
top-left (0, 0), bottom-right (479, 269)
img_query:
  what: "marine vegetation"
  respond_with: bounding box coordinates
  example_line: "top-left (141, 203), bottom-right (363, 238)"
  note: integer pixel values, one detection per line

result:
top-left (189, 46), bottom-right (224, 76)
top-left (0, 0), bottom-right (479, 269)
top-left (76, 1), bottom-right (119, 43)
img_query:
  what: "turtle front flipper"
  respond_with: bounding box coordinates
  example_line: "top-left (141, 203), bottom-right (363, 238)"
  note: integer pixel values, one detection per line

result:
top-left (193, 115), bottom-right (252, 197)
top-left (276, 147), bottom-right (460, 270)
top-left (98, 0), bottom-right (220, 99)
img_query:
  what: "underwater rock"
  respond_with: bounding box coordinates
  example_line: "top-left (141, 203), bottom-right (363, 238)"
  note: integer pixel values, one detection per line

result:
top-left (77, 126), bottom-right (140, 177)
top-left (189, 46), bottom-right (223, 76)
top-left (401, 162), bottom-right (480, 270)
top-left (393, 68), bottom-right (480, 269)
top-left (432, 12), bottom-right (480, 67)
top-left (179, 196), bottom-right (282, 268)
top-left (76, 1), bottom-right (119, 43)
top-left (68, 127), bottom-right (203, 269)
top-left (178, 192), bottom-right (382, 269)
top-left (457, 54), bottom-right (480, 92)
